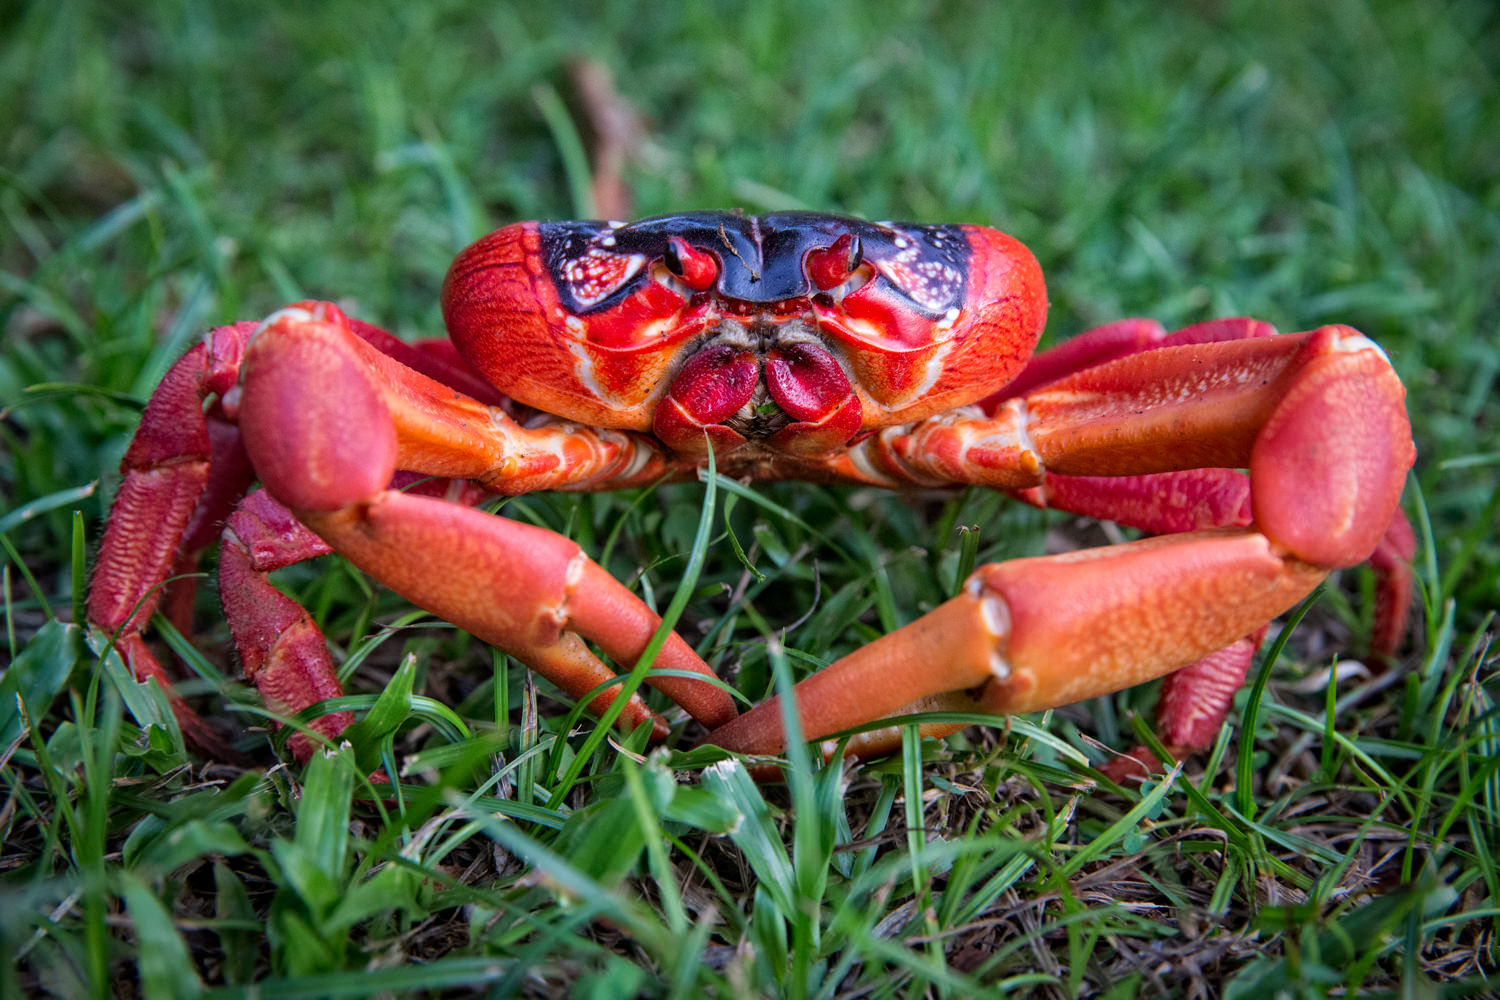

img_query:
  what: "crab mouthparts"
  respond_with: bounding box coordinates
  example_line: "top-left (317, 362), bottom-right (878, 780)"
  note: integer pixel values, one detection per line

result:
top-left (652, 332), bottom-right (864, 456)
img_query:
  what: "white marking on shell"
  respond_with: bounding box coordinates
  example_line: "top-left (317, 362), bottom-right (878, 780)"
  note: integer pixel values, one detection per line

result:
top-left (564, 337), bottom-right (608, 400)
top-left (1330, 330), bottom-right (1387, 360)
top-left (865, 337), bottom-right (955, 411)
top-left (252, 304), bottom-right (321, 343)
top-left (564, 550), bottom-right (587, 588)
top-left (1000, 398), bottom-right (1039, 467)
top-left (561, 251), bottom-right (644, 308)
top-left (873, 238), bottom-right (963, 312)
top-left (843, 438), bottom-right (904, 487)
top-left (613, 434), bottom-right (658, 480)
top-left (981, 593), bottom-right (1010, 640)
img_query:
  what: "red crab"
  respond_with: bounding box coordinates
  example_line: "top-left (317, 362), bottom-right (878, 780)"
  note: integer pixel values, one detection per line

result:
top-left (88, 211), bottom-right (1416, 770)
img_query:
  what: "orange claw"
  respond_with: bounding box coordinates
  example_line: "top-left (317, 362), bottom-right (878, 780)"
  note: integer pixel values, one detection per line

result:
top-left (707, 325), bottom-right (1414, 761)
top-left (1249, 327), bottom-right (1413, 569)
top-left (240, 304), bottom-right (735, 739)
top-left (297, 494), bottom-right (734, 735)
top-left (706, 529), bottom-right (1326, 756)
top-left (91, 298), bottom-right (735, 764)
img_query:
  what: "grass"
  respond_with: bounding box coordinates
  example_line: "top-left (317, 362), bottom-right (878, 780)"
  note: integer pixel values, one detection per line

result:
top-left (2, 0), bottom-right (1498, 995)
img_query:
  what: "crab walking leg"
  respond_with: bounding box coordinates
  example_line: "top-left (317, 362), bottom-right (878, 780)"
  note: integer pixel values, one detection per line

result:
top-left (215, 490), bottom-right (349, 758)
top-left (87, 321), bottom-right (258, 754)
top-left (707, 529), bottom-right (1327, 754)
top-left (158, 412), bottom-right (257, 636)
top-left (237, 302), bottom-right (736, 732)
top-left (985, 316), bottom-right (1279, 405)
top-left (295, 494), bottom-right (733, 735)
top-left (983, 318), bottom-right (1172, 402)
top-left (88, 323), bottom-right (253, 640)
top-left (1368, 512), bottom-right (1418, 658)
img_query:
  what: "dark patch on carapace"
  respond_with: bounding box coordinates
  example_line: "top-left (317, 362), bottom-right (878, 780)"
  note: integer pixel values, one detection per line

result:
top-left (540, 211), bottom-right (972, 319)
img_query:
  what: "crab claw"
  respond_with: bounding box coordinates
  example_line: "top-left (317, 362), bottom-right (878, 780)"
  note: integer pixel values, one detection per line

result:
top-left (705, 529), bottom-right (1326, 756)
top-left (707, 324), bottom-right (1414, 762)
top-left (238, 302), bottom-right (736, 739)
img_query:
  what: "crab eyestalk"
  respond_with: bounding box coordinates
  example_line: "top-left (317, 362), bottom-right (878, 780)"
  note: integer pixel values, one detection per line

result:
top-left (805, 232), bottom-right (864, 291)
top-left (662, 235), bottom-right (719, 291)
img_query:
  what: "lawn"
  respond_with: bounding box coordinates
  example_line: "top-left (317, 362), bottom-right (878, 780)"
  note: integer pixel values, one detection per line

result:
top-left (2, 1), bottom-right (1497, 996)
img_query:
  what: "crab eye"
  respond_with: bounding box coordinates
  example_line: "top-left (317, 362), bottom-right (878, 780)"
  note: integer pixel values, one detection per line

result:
top-left (661, 236), bottom-right (718, 291)
top-left (806, 233), bottom-right (868, 292)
